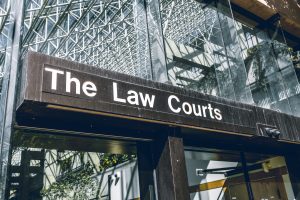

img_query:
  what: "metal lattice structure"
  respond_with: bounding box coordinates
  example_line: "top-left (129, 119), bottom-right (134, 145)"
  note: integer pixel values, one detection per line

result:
top-left (161, 0), bottom-right (236, 98)
top-left (161, 0), bottom-right (217, 46)
top-left (160, 0), bottom-right (300, 116)
top-left (0, 0), bottom-right (12, 77)
top-left (21, 0), bottom-right (152, 79)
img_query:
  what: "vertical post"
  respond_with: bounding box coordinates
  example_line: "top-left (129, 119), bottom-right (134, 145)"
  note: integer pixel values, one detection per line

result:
top-left (0, 0), bottom-right (24, 198)
top-left (19, 150), bottom-right (30, 200)
top-left (137, 142), bottom-right (156, 200)
top-left (154, 136), bottom-right (189, 200)
top-left (285, 154), bottom-right (300, 199)
top-left (108, 175), bottom-right (112, 200)
top-left (240, 152), bottom-right (254, 200)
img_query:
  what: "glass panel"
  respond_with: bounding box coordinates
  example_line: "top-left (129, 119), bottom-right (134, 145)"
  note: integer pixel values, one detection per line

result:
top-left (246, 153), bottom-right (296, 200)
top-left (161, 0), bottom-right (300, 117)
top-left (0, 0), bottom-right (12, 97)
top-left (185, 148), bottom-right (249, 200)
top-left (146, 0), bottom-right (169, 82)
top-left (21, 0), bottom-right (154, 79)
top-left (235, 22), bottom-right (300, 117)
top-left (7, 131), bottom-right (140, 200)
top-left (161, 0), bottom-right (253, 104)
top-left (216, 2), bottom-right (253, 104)
top-left (0, 0), bottom-right (14, 137)
top-left (0, 0), bottom-right (18, 198)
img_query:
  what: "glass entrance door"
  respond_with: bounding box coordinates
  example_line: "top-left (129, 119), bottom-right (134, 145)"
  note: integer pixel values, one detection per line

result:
top-left (185, 148), bottom-right (249, 200)
top-left (246, 153), bottom-right (295, 200)
top-left (7, 130), bottom-right (140, 200)
top-left (184, 147), bottom-right (296, 200)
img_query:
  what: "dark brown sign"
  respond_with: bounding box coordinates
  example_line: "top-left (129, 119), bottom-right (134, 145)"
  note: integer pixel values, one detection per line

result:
top-left (42, 65), bottom-right (224, 121)
top-left (25, 64), bottom-right (257, 134)
top-left (21, 52), bottom-right (290, 136)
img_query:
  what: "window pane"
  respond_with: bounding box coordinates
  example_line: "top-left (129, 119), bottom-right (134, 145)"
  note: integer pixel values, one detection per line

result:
top-left (185, 148), bottom-right (249, 200)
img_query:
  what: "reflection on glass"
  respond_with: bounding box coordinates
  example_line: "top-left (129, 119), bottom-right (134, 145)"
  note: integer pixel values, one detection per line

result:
top-left (7, 133), bottom-right (139, 200)
top-left (236, 22), bottom-right (300, 117)
top-left (185, 148), bottom-right (249, 200)
top-left (246, 153), bottom-right (296, 200)
top-left (161, 0), bottom-right (253, 103)
top-left (161, 0), bottom-right (300, 117)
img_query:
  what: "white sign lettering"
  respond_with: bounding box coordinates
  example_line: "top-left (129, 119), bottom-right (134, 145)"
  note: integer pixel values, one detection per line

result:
top-left (167, 95), bottom-right (222, 120)
top-left (113, 82), bottom-right (155, 108)
top-left (45, 67), bottom-right (97, 97)
top-left (44, 67), bottom-right (223, 121)
top-left (45, 67), bottom-right (64, 90)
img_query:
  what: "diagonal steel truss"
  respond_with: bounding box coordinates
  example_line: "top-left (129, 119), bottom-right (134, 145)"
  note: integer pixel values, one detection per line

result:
top-left (21, 0), bottom-right (152, 79)
top-left (0, 0), bottom-right (12, 74)
top-left (0, 0), bottom-right (14, 101)
top-left (161, 0), bottom-right (231, 96)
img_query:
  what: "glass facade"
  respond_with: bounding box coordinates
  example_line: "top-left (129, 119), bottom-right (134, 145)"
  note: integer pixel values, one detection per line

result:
top-left (162, 0), bottom-right (253, 103)
top-left (21, 0), bottom-right (153, 79)
top-left (13, 0), bottom-right (300, 116)
top-left (235, 23), bottom-right (300, 115)
top-left (1, 0), bottom-right (299, 116)
top-left (161, 0), bottom-right (300, 115)
top-left (0, 0), bottom-right (300, 199)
